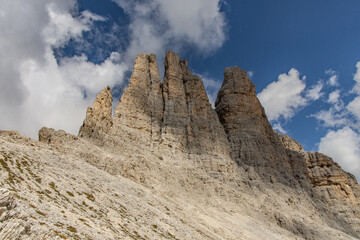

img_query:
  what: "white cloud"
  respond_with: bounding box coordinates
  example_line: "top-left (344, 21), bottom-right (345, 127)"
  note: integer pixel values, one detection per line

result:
top-left (325, 69), bottom-right (339, 86)
top-left (328, 90), bottom-right (340, 104)
top-left (306, 81), bottom-right (323, 101)
top-left (59, 52), bottom-right (126, 97)
top-left (273, 123), bottom-right (287, 134)
top-left (312, 63), bottom-right (360, 130)
top-left (154, 0), bottom-right (226, 51)
top-left (311, 89), bottom-right (349, 128)
top-left (346, 62), bottom-right (360, 125)
top-left (257, 68), bottom-right (308, 121)
top-left (0, 0), bottom-right (127, 138)
top-left (315, 63), bottom-right (360, 181)
top-left (325, 69), bottom-right (336, 75)
top-left (112, 0), bottom-right (227, 63)
top-left (42, 4), bottom-right (96, 47)
top-left (247, 71), bottom-right (254, 79)
top-left (311, 105), bottom-right (349, 128)
top-left (0, 0), bottom-right (228, 139)
top-left (328, 75), bottom-right (339, 86)
top-left (347, 96), bottom-right (360, 123)
top-left (19, 49), bottom-right (127, 138)
top-left (353, 62), bottom-right (360, 94)
top-left (319, 127), bottom-right (360, 181)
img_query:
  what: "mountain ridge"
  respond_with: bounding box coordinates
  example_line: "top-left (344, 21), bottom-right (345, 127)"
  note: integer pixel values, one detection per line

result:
top-left (0, 51), bottom-right (359, 239)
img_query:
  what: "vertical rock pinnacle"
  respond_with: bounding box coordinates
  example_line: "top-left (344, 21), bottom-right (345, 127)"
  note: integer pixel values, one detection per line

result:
top-left (78, 86), bottom-right (113, 140)
top-left (161, 51), bottom-right (230, 155)
top-left (111, 51), bottom-right (229, 156)
top-left (215, 66), bottom-right (293, 182)
top-left (113, 53), bottom-right (163, 143)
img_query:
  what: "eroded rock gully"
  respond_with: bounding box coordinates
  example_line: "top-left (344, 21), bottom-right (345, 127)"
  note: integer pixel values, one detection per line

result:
top-left (0, 51), bottom-right (359, 240)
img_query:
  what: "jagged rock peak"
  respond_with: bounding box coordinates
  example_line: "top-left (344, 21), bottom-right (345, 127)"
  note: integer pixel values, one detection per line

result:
top-left (215, 66), bottom-right (293, 182)
top-left (113, 53), bottom-right (163, 143)
top-left (111, 51), bottom-right (229, 155)
top-left (78, 86), bottom-right (113, 140)
top-left (2, 51), bottom-right (360, 240)
top-left (161, 51), bottom-right (229, 154)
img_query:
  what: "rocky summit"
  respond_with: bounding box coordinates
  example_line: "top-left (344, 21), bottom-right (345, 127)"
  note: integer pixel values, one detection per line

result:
top-left (1, 51), bottom-right (359, 240)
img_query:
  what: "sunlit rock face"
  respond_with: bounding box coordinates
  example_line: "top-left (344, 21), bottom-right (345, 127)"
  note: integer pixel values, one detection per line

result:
top-left (0, 51), bottom-right (359, 240)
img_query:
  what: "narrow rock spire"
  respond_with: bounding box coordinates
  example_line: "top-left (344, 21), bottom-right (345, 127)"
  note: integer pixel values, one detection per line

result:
top-left (78, 86), bottom-right (113, 140)
top-left (215, 66), bottom-right (293, 183)
top-left (161, 51), bottom-right (230, 155)
top-left (113, 53), bottom-right (163, 143)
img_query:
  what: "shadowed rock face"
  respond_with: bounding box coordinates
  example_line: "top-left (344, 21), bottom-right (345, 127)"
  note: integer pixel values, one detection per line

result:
top-left (113, 53), bottom-right (163, 145)
top-left (215, 66), bottom-right (294, 184)
top-left (277, 132), bottom-right (360, 235)
top-left (4, 51), bottom-right (358, 240)
top-left (161, 51), bottom-right (229, 154)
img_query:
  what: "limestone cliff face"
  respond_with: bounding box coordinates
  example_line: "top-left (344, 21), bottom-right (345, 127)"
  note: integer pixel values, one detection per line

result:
top-left (114, 53), bottom-right (162, 137)
top-left (3, 51), bottom-right (359, 240)
top-left (276, 131), bottom-right (304, 152)
top-left (304, 152), bottom-right (360, 234)
top-left (277, 132), bottom-right (360, 202)
top-left (215, 67), bottom-right (294, 184)
top-left (277, 132), bottom-right (360, 235)
top-left (73, 52), bottom-right (360, 239)
top-left (161, 51), bottom-right (229, 155)
top-left (110, 51), bottom-right (230, 156)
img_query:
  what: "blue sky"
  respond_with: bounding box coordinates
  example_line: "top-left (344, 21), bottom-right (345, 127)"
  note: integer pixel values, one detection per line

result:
top-left (1, 0), bottom-right (360, 180)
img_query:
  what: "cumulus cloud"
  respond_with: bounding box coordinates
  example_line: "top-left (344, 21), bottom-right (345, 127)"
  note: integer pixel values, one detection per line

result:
top-left (0, 0), bottom-right (127, 138)
top-left (19, 50), bottom-right (127, 137)
top-left (112, 0), bottom-right (227, 63)
top-left (319, 127), bottom-right (360, 180)
top-left (42, 4), bottom-right (105, 47)
top-left (257, 68), bottom-right (308, 121)
top-left (59, 52), bottom-right (126, 97)
top-left (0, 0), bottom-right (228, 139)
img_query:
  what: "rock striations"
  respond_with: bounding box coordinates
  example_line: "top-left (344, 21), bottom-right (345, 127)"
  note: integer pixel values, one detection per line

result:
top-left (215, 67), bottom-right (293, 184)
top-left (112, 51), bottom-right (229, 156)
top-left (79, 86), bottom-right (113, 143)
top-left (1, 51), bottom-right (359, 240)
